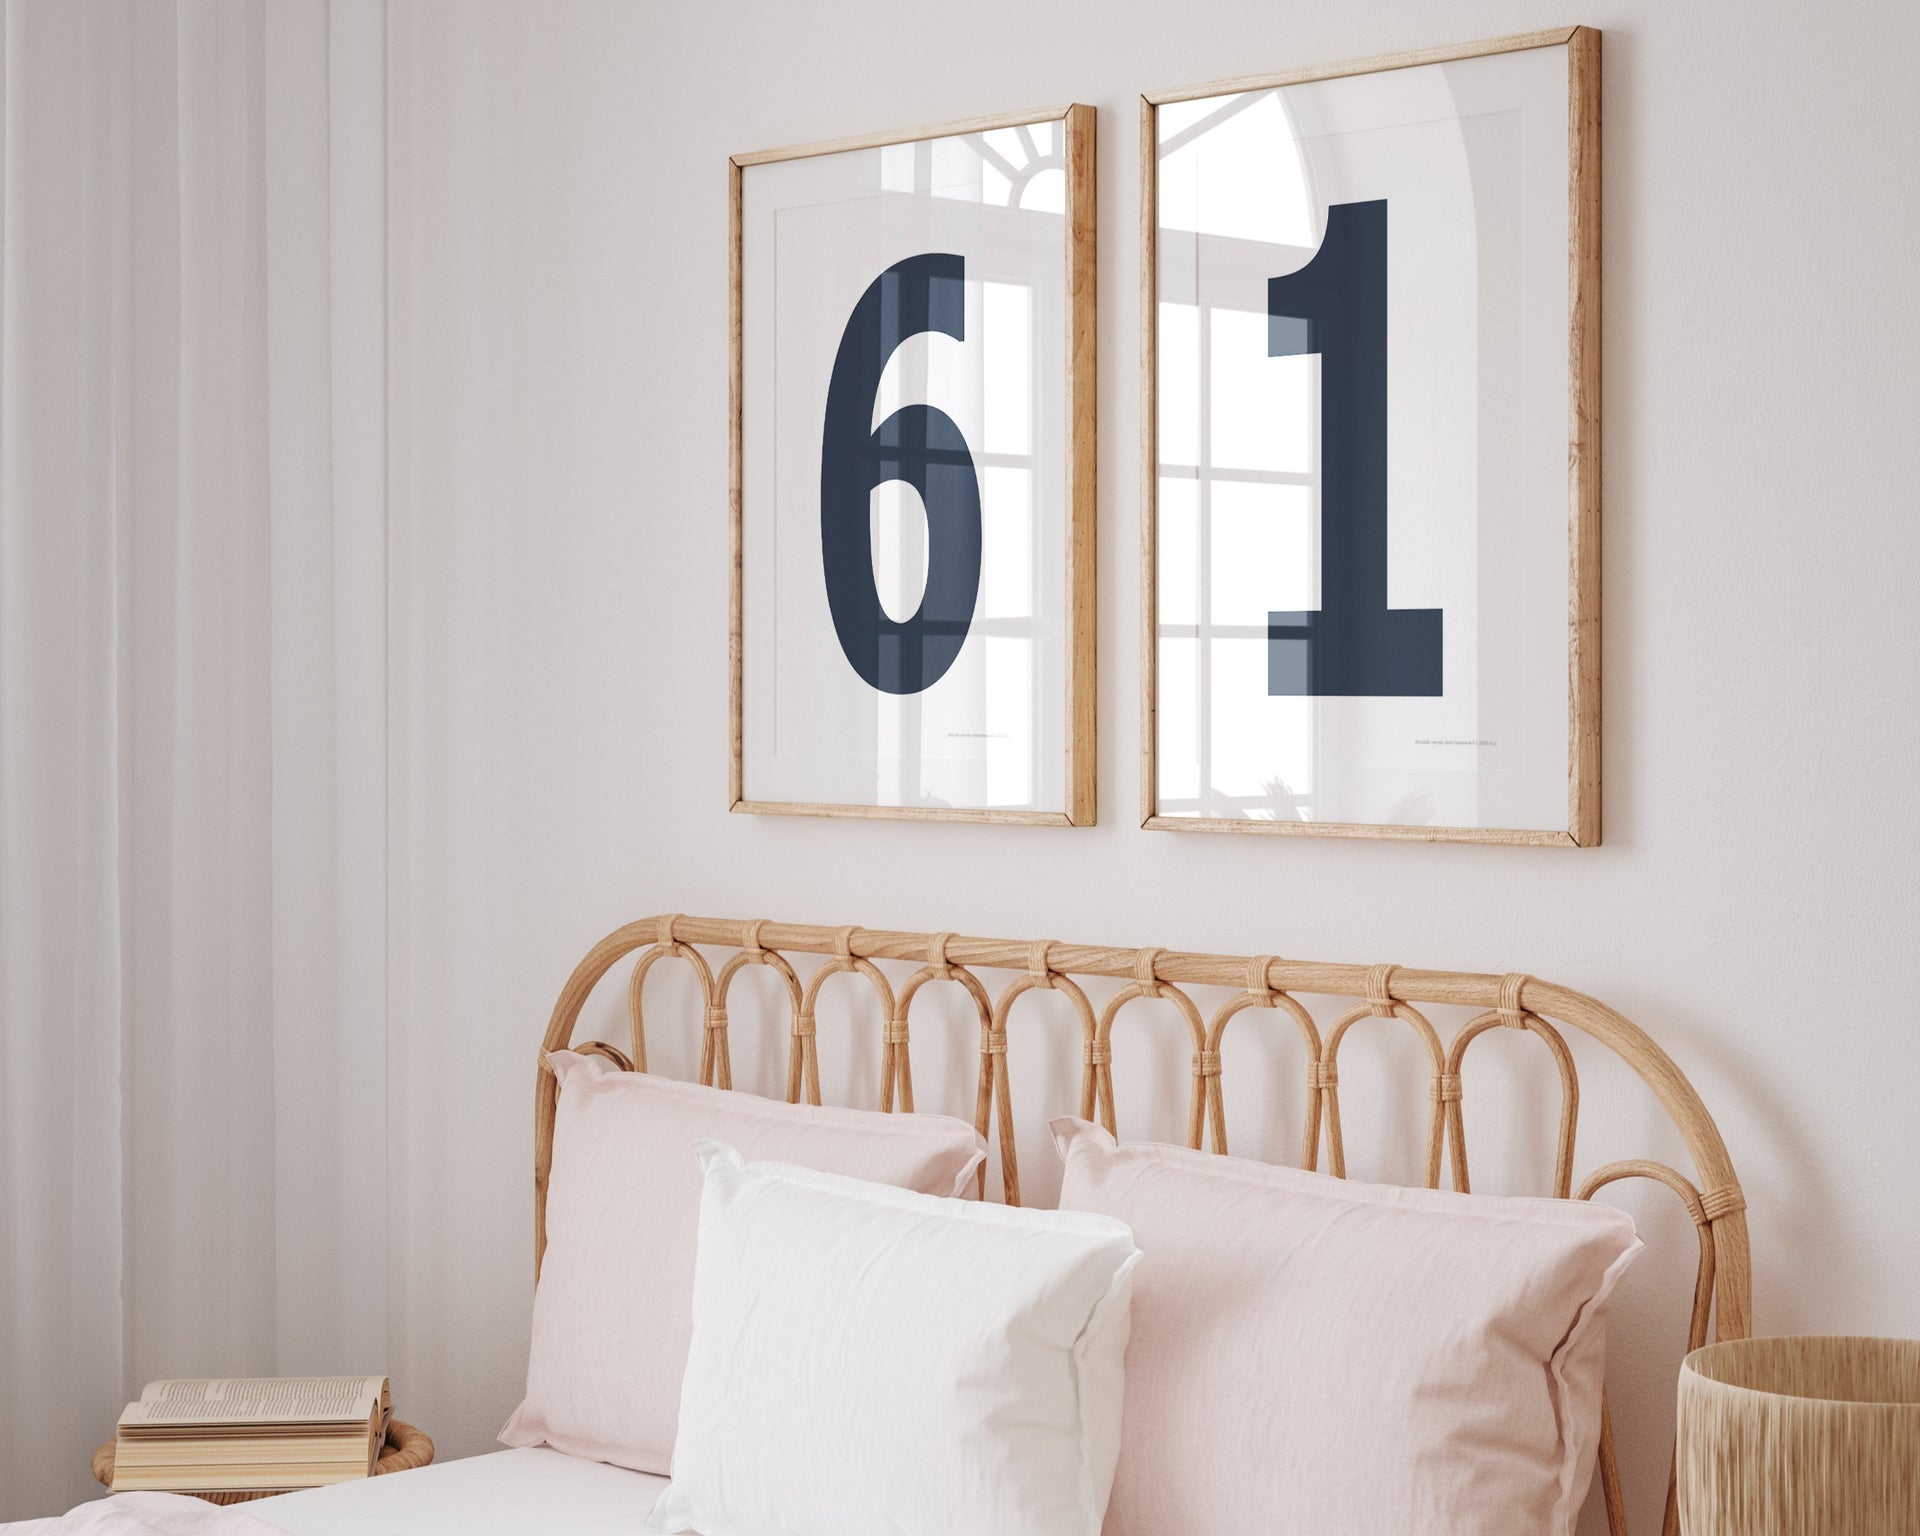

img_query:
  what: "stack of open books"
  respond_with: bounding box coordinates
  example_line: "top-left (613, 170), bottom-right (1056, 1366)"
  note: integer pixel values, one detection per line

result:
top-left (110, 1376), bottom-right (391, 1497)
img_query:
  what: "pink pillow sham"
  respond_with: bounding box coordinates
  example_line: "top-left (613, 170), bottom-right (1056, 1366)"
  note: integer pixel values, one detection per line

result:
top-left (1051, 1118), bottom-right (1641, 1536)
top-left (501, 1051), bottom-right (985, 1473)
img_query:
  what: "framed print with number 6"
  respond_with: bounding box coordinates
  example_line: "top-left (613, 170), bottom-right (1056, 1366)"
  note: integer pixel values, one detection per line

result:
top-left (731, 105), bottom-right (1096, 824)
top-left (1143, 29), bottom-right (1600, 844)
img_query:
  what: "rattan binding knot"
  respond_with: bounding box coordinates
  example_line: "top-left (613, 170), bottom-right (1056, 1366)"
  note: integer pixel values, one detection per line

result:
top-left (834, 925), bottom-right (859, 960)
top-left (928, 930), bottom-right (956, 973)
top-left (1028, 940), bottom-right (1057, 978)
top-left (792, 1012), bottom-right (816, 1039)
top-left (702, 1007), bottom-right (727, 1031)
top-left (1313, 1061), bottom-right (1340, 1090)
top-left (1699, 1184), bottom-right (1747, 1222)
top-left (1246, 953), bottom-right (1279, 997)
top-left (741, 919), bottom-right (767, 955)
top-left (983, 1028), bottom-right (1009, 1055)
top-left (657, 912), bottom-right (684, 947)
top-left (1134, 946), bottom-right (1164, 988)
top-left (883, 1021), bottom-right (911, 1045)
top-left (1193, 1049), bottom-right (1222, 1078)
top-left (1498, 971), bottom-right (1532, 1027)
top-left (1365, 962), bottom-right (1398, 1017)
top-left (1431, 1071), bottom-right (1464, 1103)
top-left (1085, 1041), bottom-right (1112, 1066)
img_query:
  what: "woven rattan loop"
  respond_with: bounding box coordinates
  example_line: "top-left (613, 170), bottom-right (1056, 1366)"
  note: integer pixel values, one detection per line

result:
top-left (658, 912), bottom-right (683, 947)
top-left (702, 1007), bottom-right (727, 1032)
top-left (1247, 953), bottom-right (1279, 998)
top-left (1194, 1049), bottom-right (1222, 1078)
top-left (1028, 940), bottom-right (1056, 979)
top-left (929, 930), bottom-right (955, 971)
top-left (1085, 1041), bottom-right (1112, 1066)
top-left (1431, 1071), bottom-right (1463, 1103)
top-left (1313, 1062), bottom-right (1340, 1090)
top-left (984, 1028), bottom-right (1009, 1055)
top-left (742, 919), bottom-right (767, 955)
top-left (1699, 1184), bottom-right (1747, 1222)
top-left (834, 925), bottom-right (859, 960)
top-left (793, 1011), bottom-right (816, 1039)
top-left (1134, 946), bottom-right (1164, 987)
top-left (1498, 971), bottom-right (1531, 1027)
top-left (1365, 962), bottom-right (1397, 1017)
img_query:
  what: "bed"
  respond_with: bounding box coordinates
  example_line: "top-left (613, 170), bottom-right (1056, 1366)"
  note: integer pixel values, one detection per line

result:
top-left (33, 912), bottom-right (1751, 1536)
top-left (522, 914), bottom-right (1752, 1536)
top-left (256, 1450), bottom-right (664, 1536)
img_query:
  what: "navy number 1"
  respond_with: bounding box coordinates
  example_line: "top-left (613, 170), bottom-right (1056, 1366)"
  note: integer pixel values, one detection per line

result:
top-left (1267, 200), bottom-right (1442, 697)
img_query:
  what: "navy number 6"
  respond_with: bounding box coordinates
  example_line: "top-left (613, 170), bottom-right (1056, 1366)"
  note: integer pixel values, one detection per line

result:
top-left (820, 253), bottom-right (983, 696)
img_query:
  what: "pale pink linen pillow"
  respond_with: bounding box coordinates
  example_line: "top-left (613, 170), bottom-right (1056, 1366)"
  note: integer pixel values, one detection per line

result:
top-left (501, 1051), bottom-right (985, 1473)
top-left (1051, 1118), bottom-right (1641, 1536)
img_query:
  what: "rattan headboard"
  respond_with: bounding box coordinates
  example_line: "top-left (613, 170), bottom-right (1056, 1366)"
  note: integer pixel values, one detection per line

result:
top-left (534, 914), bottom-right (1751, 1536)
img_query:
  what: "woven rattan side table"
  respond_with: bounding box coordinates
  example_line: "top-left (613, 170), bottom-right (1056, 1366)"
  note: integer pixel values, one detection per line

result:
top-left (92, 1420), bottom-right (433, 1506)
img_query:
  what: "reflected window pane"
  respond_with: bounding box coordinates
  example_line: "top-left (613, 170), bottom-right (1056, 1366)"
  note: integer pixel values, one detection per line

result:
top-left (1161, 92), bottom-right (1315, 248)
top-left (1208, 640), bottom-right (1314, 803)
top-left (985, 636), bottom-right (1033, 807)
top-left (1158, 636), bottom-right (1200, 802)
top-left (1210, 481), bottom-right (1313, 625)
top-left (1022, 166), bottom-right (1065, 213)
top-left (982, 466), bottom-right (1032, 618)
top-left (875, 688), bottom-right (906, 800)
top-left (1210, 308), bottom-right (1313, 472)
top-left (1157, 477), bottom-right (1200, 627)
top-left (983, 282), bottom-right (1031, 455)
top-left (981, 126), bottom-right (1026, 168)
top-left (1158, 301), bottom-right (1200, 467)
top-left (929, 136), bottom-right (982, 199)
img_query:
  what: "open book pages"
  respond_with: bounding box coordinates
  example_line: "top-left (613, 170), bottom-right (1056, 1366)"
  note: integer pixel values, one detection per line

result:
top-left (118, 1377), bottom-right (389, 1431)
top-left (111, 1377), bottom-right (392, 1494)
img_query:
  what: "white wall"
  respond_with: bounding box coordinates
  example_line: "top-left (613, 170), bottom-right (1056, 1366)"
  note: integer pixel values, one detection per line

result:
top-left (381, 3), bottom-right (1919, 1533)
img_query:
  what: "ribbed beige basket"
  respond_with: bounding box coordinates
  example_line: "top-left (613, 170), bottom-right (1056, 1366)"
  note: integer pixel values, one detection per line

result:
top-left (1677, 1336), bottom-right (1920, 1535)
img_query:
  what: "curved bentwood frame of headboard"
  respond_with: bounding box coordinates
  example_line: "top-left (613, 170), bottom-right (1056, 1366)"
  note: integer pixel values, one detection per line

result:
top-left (536, 915), bottom-right (1751, 1536)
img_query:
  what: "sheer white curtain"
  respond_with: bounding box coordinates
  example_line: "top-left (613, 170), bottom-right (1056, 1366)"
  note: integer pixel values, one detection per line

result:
top-left (0, 1), bottom-right (388, 1519)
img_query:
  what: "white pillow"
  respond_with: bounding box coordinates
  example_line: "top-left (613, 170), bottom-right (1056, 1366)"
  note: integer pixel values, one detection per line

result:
top-left (647, 1141), bottom-right (1142, 1536)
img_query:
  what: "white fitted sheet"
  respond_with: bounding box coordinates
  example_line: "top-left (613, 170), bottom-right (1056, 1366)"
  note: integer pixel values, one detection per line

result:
top-left (250, 1449), bottom-right (671, 1536)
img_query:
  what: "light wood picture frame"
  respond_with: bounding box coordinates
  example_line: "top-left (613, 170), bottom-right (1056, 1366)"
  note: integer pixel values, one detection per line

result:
top-left (731, 105), bottom-right (1096, 825)
top-left (1141, 29), bottom-right (1600, 845)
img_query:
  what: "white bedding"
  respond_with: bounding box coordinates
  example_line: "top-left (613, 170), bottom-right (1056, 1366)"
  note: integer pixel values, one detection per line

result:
top-left (253, 1449), bottom-right (669, 1536)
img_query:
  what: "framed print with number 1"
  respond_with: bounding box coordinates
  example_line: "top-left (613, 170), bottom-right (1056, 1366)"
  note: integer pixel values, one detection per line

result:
top-left (732, 105), bottom-right (1096, 824)
top-left (1143, 29), bottom-right (1600, 843)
